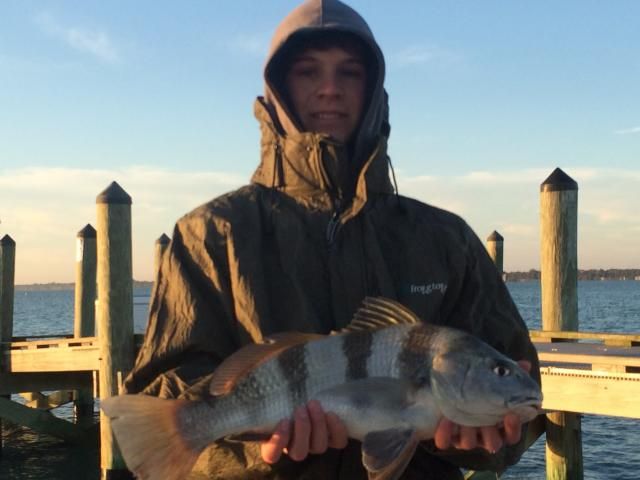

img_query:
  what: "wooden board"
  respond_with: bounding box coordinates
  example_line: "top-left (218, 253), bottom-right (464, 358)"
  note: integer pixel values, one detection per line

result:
top-left (531, 330), bottom-right (640, 346)
top-left (535, 341), bottom-right (640, 372)
top-left (2, 337), bottom-right (99, 372)
top-left (20, 391), bottom-right (74, 410)
top-left (541, 367), bottom-right (640, 418)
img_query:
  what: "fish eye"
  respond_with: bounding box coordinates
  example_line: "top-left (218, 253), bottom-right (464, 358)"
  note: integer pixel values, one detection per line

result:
top-left (493, 365), bottom-right (511, 377)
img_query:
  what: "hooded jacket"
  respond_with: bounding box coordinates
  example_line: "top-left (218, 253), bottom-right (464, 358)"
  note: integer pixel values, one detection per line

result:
top-left (123, 1), bottom-right (540, 478)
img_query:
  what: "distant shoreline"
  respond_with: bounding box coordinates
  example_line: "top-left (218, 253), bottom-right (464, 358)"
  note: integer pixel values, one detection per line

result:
top-left (15, 280), bottom-right (153, 292)
top-left (14, 269), bottom-right (640, 291)
top-left (505, 268), bottom-right (640, 282)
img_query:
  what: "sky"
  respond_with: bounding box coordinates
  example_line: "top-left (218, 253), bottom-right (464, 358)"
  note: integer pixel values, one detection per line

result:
top-left (1, 0), bottom-right (639, 284)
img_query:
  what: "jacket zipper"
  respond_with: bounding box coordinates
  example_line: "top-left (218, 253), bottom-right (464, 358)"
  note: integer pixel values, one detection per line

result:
top-left (326, 211), bottom-right (341, 250)
top-left (315, 140), bottom-right (343, 251)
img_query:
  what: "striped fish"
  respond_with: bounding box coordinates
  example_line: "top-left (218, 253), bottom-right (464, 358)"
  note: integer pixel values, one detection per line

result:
top-left (101, 297), bottom-right (542, 480)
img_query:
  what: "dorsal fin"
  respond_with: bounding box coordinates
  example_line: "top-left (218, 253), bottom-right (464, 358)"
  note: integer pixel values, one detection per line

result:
top-left (209, 332), bottom-right (323, 396)
top-left (342, 297), bottom-right (422, 333)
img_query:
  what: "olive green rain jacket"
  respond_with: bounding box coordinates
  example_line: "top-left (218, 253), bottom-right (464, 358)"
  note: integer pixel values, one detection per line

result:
top-left (123, 1), bottom-right (540, 479)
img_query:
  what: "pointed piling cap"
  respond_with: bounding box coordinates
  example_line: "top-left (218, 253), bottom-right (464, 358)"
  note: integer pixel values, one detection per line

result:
top-left (96, 181), bottom-right (132, 205)
top-left (156, 233), bottom-right (171, 245)
top-left (540, 167), bottom-right (578, 192)
top-left (0, 234), bottom-right (15, 246)
top-left (77, 224), bottom-right (97, 238)
top-left (487, 230), bottom-right (504, 242)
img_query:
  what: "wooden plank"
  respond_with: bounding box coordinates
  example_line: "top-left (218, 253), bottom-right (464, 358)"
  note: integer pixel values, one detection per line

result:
top-left (4, 337), bottom-right (97, 350)
top-left (530, 330), bottom-right (640, 346)
top-left (0, 395), bottom-right (96, 444)
top-left (541, 367), bottom-right (640, 418)
top-left (3, 344), bottom-right (99, 372)
top-left (21, 390), bottom-right (74, 410)
top-left (0, 372), bottom-right (93, 395)
top-left (536, 342), bottom-right (640, 371)
top-left (539, 351), bottom-right (640, 368)
top-left (10, 334), bottom-right (74, 342)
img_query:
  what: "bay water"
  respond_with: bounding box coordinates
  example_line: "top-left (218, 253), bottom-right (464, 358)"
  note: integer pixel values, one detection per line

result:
top-left (1, 281), bottom-right (638, 479)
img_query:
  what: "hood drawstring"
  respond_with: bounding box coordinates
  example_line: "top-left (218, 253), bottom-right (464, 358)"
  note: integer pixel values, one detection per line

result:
top-left (265, 142), bottom-right (284, 235)
top-left (386, 155), bottom-right (406, 214)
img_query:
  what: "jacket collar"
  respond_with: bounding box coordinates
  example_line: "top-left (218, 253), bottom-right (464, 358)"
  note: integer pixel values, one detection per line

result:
top-left (250, 97), bottom-right (393, 215)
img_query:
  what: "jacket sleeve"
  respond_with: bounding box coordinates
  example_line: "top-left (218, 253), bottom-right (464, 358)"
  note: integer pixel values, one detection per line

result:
top-left (122, 216), bottom-right (241, 399)
top-left (424, 222), bottom-right (541, 473)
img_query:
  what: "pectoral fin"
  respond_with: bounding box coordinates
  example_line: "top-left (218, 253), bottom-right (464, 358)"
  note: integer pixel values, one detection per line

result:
top-left (362, 428), bottom-right (419, 480)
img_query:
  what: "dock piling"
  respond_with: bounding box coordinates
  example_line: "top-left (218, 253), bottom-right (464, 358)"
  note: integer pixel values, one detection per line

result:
top-left (486, 230), bottom-right (504, 274)
top-left (74, 224), bottom-right (97, 419)
top-left (540, 167), bottom-right (583, 480)
top-left (0, 235), bottom-right (16, 345)
top-left (154, 233), bottom-right (171, 280)
top-left (0, 234), bottom-right (16, 455)
top-left (96, 182), bottom-right (135, 479)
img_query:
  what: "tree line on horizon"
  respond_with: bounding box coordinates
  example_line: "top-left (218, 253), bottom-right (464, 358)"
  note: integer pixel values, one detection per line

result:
top-left (506, 268), bottom-right (640, 282)
top-left (15, 280), bottom-right (154, 292)
top-left (13, 270), bottom-right (640, 291)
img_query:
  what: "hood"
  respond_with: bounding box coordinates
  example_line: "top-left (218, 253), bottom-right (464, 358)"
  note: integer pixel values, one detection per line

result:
top-left (252, 0), bottom-right (393, 207)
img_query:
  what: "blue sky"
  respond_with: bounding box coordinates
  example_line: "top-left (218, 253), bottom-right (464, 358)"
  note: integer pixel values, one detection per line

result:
top-left (1, 1), bottom-right (639, 283)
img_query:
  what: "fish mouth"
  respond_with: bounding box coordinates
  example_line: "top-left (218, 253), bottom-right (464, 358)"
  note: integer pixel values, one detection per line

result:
top-left (506, 395), bottom-right (543, 420)
top-left (506, 394), bottom-right (543, 409)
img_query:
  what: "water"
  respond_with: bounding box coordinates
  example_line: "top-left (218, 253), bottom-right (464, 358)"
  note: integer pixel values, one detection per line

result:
top-left (2, 281), bottom-right (639, 479)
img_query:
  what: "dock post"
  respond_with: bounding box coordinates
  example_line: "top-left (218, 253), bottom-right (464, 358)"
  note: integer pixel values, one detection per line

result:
top-left (154, 233), bottom-right (171, 280)
top-left (73, 224), bottom-right (97, 420)
top-left (0, 234), bottom-right (16, 455)
top-left (486, 230), bottom-right (504, 274)
top-left (96, 182), bottom-right (135, 479)
top-left (540, 168), bottom-right (583, 480)
top-left (0, 235), bottom-right (15, 345)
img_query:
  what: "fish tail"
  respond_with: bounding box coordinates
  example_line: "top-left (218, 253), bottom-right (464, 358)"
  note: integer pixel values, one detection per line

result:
top-left (101, 394), bottom-right (204, 480)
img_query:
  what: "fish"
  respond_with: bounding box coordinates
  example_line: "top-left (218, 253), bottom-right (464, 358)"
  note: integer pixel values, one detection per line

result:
top-left (101, 297), bottom-right (542, 480)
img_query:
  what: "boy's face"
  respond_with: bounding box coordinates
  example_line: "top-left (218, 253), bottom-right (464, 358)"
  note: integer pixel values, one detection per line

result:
top-left (285, 47), bottom-right (366, 143)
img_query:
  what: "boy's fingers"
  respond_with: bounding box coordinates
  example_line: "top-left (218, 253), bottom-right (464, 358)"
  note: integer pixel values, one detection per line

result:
top-left (457, 426), bottom-right (478, 450)
top-left (287, 406), bottom-right (312, 461)
top-left (261, 419), bottom-right (291, 464)
top-left (434, 418), bottom-right (454, 450)
top-left (326, 412), bottom-right (349, 449)
top-left (518, 360), bottom-right (532, 373)
top-left (307, 400), bottom-right (329, 454)
top-left (503, 413), bottom-right (522, 445)
top-left (480, 426), bottom-right (503, 454)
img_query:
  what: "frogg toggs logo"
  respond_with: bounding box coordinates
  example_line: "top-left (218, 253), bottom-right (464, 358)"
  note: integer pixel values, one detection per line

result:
top-left (410, 283), bottom-right (447, 295)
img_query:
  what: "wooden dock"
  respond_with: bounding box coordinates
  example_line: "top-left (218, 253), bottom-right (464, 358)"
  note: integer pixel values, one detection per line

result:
top-left (2, 172), bottom-right (637, 479)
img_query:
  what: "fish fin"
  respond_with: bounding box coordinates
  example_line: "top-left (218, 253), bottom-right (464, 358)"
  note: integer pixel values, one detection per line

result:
top-left (209, 332), bottom-right (323, 396)
top-left (362, 428), bottom-right (419, 480)
top-left (342, 297), bottom-right (421, 333)
top-left (101, 394), bottom-right (203, 480)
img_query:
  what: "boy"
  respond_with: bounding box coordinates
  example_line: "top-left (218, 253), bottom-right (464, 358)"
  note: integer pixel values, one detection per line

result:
top-left (124, 1), bottom-right (539, 478)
